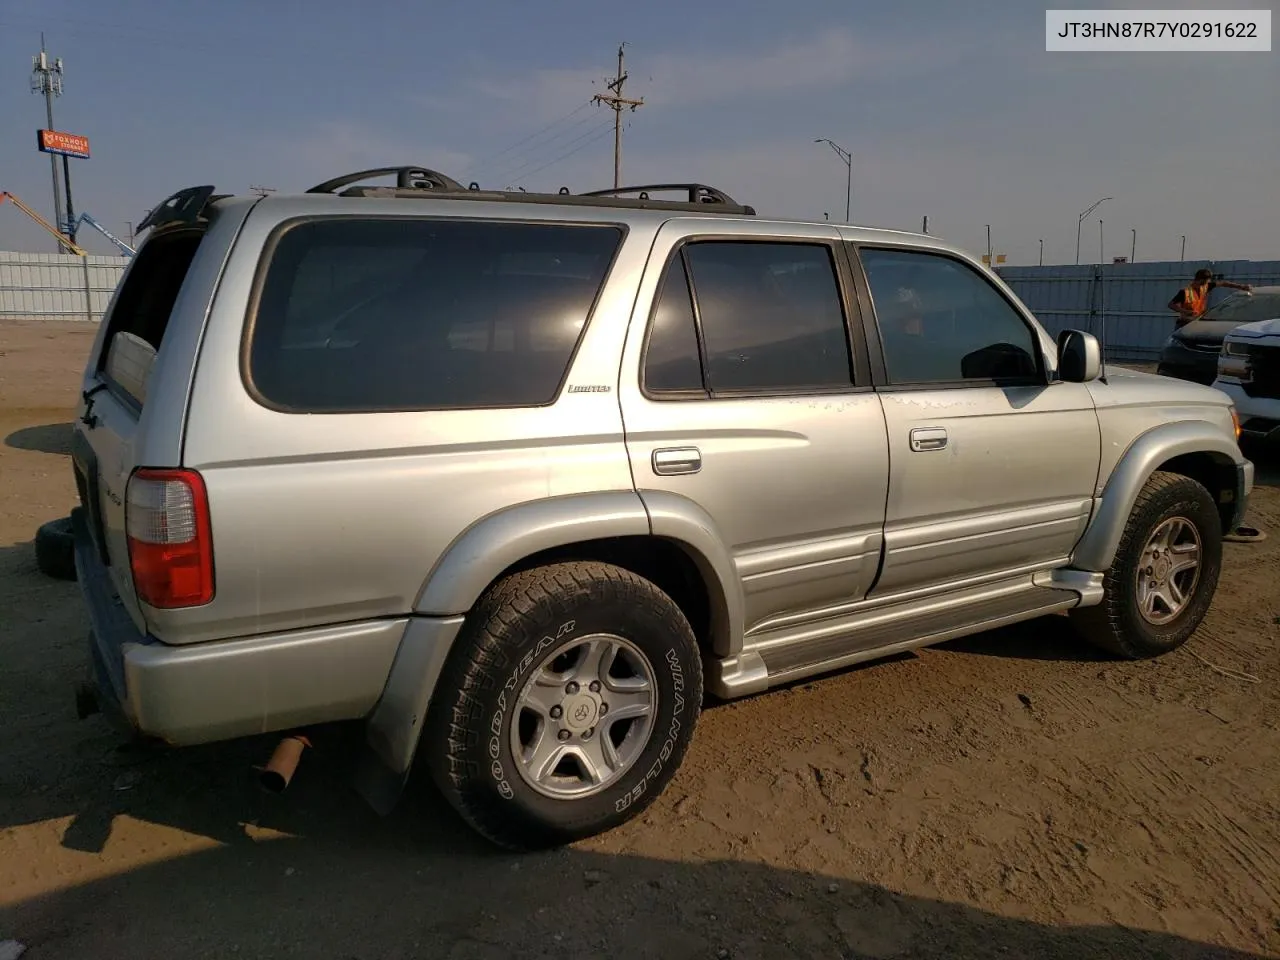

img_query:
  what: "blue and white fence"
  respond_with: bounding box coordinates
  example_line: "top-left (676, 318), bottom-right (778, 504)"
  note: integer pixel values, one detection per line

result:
top-left (997, 259), bottom-right (1280, 363)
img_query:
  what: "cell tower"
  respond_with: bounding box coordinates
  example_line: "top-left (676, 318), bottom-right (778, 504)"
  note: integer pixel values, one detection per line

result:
top-left (31, 35), bottom-right (66, 242)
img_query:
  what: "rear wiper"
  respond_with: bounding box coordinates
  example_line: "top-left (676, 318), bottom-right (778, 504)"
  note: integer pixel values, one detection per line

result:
top-left (80, 383), bottom-right (108, 428)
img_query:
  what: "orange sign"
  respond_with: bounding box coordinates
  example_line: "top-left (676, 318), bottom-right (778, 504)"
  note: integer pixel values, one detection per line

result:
top-left (37, 129), bottom-right (91, 159)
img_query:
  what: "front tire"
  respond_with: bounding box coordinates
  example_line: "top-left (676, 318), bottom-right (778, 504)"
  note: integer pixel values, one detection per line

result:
top-left (424, 561), bottom-right (702, 850)
top-left (1072, 471), bottom-right (1222, 658)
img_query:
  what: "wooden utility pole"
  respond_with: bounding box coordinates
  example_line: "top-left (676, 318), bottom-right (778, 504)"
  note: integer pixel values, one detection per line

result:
top-left (593, 44), bottom-right (643, 189)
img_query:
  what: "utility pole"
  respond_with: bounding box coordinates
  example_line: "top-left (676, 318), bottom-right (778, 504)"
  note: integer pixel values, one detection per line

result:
top-left (31, 34), bottom-right (65, 249)
top-left (814, 139), bottom-right (852, 221)
top-left (986, 224), bottom-right (992, 264)
top-left (125, 221), bottom-right (135, 247)
top-left (1180, 235), bottom-right (1186, 261)
top-left (592, 44), bottom-right (643, 189)
top-left (1098, 218), bottom-right (1104, 264)
top-left (1039, 239), bottom-right (1044, 266)
top-left (922, 215), bottom-right (929, 234)
top-left (1130, 228), bottom-right (1136, 263)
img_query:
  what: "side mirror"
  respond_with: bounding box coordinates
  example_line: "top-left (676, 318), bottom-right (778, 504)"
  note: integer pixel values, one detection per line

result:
top-left (1056, 329), bottom-right (1101, 382)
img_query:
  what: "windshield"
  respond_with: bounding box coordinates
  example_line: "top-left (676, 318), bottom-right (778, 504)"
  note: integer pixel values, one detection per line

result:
top-left (1203, 292), bottom-right (1280, 323)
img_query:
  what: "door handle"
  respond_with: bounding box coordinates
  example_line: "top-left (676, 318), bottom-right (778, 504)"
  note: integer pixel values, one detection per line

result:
top-left (652, 447), bottom-right (701, 476)
top-left (909, 427), bottom-right (948, 452)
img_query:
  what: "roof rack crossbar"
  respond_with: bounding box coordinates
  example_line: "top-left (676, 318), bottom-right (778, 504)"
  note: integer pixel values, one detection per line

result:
top-left (306, 166), bottom-right (466, 195)
top-left (579, 183), bottom-right (741, 206)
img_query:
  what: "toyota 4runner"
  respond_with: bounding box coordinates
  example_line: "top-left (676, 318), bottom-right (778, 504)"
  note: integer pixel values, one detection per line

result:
top-left (67, 167), bottom-right (1253, 849)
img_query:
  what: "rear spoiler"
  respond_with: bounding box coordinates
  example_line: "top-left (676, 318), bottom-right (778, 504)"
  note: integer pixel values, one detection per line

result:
top-left (136, 185), bottom-right (234, 233)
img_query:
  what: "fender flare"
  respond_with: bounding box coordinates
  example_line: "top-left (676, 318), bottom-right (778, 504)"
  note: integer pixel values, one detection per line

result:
top-left (413, 490), bottom-right (745, 656)
top-left (1071, 419), bottom-right (1244, 572)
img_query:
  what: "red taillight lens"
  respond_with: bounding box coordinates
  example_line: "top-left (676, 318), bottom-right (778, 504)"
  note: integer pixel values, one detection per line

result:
top-left (126, 468), bottom-right (214, 608)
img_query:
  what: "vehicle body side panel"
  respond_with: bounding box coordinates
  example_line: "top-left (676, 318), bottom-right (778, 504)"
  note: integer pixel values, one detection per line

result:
top-left (167, 199), bottom-right (658, 645)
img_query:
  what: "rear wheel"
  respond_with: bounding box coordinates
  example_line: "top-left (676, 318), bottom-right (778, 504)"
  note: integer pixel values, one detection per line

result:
top-left (424, 561), bottom-right (702, 850)
top-left (1072, 471), bottom-right (1222, 658)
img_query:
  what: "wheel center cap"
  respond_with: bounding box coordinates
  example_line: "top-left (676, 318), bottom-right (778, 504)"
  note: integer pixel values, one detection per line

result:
top-left (561, 693), bottom-right (599, 732)
top-left (1153, 555), bottom-right (1171, 581)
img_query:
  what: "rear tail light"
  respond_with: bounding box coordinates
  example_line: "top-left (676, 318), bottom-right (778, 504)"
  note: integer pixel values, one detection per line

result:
top-left (125, 468), bottom-right (214, 608)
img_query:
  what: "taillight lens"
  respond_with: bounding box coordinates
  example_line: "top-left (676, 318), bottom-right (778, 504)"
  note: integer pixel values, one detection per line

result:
top-left (126, 468), bottom-right (214, 608)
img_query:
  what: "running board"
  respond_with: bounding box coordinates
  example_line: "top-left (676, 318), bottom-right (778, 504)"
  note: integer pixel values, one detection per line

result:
top-left (708, 571), bottom-right (1096, 699)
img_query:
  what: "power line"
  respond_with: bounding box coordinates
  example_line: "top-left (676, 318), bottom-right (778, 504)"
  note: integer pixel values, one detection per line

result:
top-left (507, 122), bottom-right (616, 188)
top-left (478, 111), bottom-right (602, 185)
top-left (470, 100), bottom-right (594, 175)
top-left (592, 43), bottom-right (644, 189)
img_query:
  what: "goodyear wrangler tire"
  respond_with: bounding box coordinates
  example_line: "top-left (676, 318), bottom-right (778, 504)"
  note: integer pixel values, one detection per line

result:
top-left (1071, 471), bottom-right (1222, 659)
top-left (424, 561), bottom-right (702, 850)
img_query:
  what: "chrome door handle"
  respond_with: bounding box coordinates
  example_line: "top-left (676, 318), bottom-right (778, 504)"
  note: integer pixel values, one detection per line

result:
top-left (909, 427), bottom-right (948, 452)
top-left (652, 447), bottom-right (701, 476)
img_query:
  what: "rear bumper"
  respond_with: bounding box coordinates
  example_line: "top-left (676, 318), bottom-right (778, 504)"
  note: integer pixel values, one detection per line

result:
top-left (73, 510), bottom-right (409, 746)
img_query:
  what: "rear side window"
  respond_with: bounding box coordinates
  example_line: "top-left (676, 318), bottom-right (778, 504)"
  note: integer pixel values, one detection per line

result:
top-left (98, 229), bottom-right (204, 407)
top-left (246, 218), bottom-right (624, 412)
top-left (642, 240), bottom-right (854, 396)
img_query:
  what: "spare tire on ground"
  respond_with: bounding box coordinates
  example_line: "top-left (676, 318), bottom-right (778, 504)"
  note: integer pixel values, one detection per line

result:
top-left (35, 515), bottom-right (77, 581)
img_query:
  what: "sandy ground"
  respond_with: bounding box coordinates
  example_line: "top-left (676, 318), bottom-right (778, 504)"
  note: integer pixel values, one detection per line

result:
top-left (1, 318), bottom-right (1278, 960)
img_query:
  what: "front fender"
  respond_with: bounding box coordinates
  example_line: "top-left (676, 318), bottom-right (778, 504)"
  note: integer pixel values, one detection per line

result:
top-left (1071, 420), bottom-right (1246, 572)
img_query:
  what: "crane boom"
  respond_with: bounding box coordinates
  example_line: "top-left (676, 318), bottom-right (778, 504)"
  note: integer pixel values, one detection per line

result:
top-left (0, 191), bottom-right (87, 256)
top-left (70, 212), bottom-right (135, 257)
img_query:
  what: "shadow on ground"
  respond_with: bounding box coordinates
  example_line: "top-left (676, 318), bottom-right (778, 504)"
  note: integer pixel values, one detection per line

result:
top-left (4, 421), bottom-right (74, 456)
top-left (3, 803), bottom-right (1270, 960)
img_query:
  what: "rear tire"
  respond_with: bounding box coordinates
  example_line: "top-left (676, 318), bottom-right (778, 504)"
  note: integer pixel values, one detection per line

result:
top-left (1071, 471), bottom-right (1221, 659)
top-left (424, 561), bottom-right (702, 850)
top-left (35, 515), bottom-right (77, 581)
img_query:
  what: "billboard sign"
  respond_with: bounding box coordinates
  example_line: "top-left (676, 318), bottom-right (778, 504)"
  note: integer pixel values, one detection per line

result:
top-left (37, 129), bottom-right (90, 159)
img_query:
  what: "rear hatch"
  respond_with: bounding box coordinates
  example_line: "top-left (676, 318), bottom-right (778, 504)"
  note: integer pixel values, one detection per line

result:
top-left (72, 210), bottom-right (222, 636)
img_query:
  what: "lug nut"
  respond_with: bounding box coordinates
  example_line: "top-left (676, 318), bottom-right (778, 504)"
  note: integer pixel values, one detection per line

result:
top-left (599, 703), bottom-right (608, 715)
top-left (550, 705), bottom-right (563, 719)
top-left (558, 730), bottom-right (571, 741)
top-left (583, 728), bottom-right (594, 740)
top-left (566, 681), bottom-right (580, 695)
top-left (589, 681), bottom-right (601, 693)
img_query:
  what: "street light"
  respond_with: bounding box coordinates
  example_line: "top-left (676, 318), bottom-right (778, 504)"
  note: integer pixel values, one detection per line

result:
top-left (1076, 196), bottom-right (1111, 264)
top-left (814, 138), bottom-right (851, 222)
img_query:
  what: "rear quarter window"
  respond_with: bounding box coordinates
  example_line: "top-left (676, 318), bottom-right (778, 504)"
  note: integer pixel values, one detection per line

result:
top-left (245, 217), bottom-right (625, 412)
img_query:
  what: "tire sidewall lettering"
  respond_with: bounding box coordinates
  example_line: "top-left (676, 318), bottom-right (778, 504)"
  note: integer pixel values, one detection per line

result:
top-left (616, 646), bottom-right (686, 814)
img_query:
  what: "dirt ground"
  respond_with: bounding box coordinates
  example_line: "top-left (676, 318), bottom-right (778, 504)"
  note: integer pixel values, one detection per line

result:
top-left (1, 318), bottom-right (1278, 960)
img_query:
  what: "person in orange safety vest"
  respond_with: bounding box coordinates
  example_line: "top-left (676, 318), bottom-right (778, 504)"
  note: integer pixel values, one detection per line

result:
top-left (1168, 268), bottom-right (1252, 327)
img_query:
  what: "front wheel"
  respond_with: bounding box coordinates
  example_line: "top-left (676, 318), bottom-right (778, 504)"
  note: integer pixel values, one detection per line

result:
top-left (424, 561), bottom-right (702, 850)
top-left (1071, 471), bottom-right (1222, 658)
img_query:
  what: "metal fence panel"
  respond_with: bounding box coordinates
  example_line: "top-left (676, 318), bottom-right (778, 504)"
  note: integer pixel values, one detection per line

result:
top-left (0, 251), bottom-right (128, 322)
top-left (999, 259), bottom-right (1280, 362)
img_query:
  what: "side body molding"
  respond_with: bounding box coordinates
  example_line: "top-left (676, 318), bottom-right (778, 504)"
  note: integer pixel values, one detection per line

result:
top-left (413, 491), bottom-right (652, 615)
top-left (1071, 420), bottom-right (1246, 572)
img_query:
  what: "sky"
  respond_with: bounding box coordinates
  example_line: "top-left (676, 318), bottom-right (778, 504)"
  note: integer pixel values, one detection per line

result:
top-left (0, 0), bottom-right (1276, 264)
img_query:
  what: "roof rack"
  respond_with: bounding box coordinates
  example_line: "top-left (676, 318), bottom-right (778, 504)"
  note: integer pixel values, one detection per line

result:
top-left (307, 166), bottom-right (468, 194)
top-left (296, 166), bottom-right (757, 215)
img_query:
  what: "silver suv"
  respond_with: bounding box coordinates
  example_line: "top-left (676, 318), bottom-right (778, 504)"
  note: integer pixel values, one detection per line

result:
top-left (68, 167), bottom-right (1253, 849)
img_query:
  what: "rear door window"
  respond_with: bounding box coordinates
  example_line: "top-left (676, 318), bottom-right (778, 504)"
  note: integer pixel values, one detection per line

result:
top-left (97, 229), bottom-right (204, 408)
top-left (246, 218), bottom-right (624, 412)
